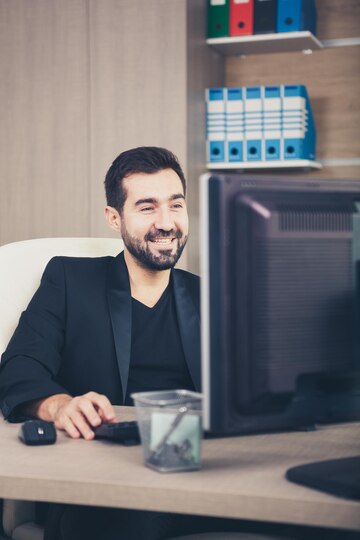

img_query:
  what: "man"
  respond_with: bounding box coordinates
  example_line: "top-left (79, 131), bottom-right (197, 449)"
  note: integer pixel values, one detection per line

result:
top-left (0, 146), bottom-right (200, 438)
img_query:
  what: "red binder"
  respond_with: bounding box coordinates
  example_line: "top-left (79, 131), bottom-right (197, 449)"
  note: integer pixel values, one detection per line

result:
top-left (230, 0), bottom-right (254, 36)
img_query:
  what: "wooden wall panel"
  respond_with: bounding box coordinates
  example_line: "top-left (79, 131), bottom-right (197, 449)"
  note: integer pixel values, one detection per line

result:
top-left (186, 0), bottom-right (224, 273)
top-left (0, 0), bottom-right (90, 245)
top-left (317, 0), bottom-right (360, 39)
top-left (88, 0), bottom-right (188, 242)
top-left (0, 0), bottom-right (218, 273)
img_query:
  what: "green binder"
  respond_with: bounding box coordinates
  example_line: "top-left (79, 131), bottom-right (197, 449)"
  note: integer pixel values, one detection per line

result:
top-left (207, 0), bottom-right (230, 38)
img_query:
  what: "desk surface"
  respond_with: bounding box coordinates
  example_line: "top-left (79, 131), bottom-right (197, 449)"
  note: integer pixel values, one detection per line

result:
top-left (0, 408), bottom-right (359, 532)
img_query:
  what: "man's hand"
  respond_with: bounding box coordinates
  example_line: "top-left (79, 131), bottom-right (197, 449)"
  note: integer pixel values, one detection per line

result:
top-left (24, 392), bottom-right (117, 440)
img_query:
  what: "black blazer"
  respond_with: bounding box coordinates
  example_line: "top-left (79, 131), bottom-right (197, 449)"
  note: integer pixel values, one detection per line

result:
top-left (0, 252), bottom-right (201, 420)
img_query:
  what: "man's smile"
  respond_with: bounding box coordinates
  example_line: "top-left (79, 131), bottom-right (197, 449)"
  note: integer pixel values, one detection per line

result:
top-left (148, 237), bottom-right (178, 253)
top-left (145, 229), bottom-right (182, 250)
top-left (151, 237), bottom-right (175, 245)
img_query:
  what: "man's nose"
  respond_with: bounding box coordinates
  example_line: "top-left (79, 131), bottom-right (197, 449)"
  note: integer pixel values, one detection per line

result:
top-left (154, 208), bottom-right (174, 231)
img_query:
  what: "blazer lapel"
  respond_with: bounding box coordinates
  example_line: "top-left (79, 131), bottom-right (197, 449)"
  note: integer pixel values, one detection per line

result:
top-left (107, 251), bottom-right (132, 403)
top-left (172, 271), bottom-right (201, 392)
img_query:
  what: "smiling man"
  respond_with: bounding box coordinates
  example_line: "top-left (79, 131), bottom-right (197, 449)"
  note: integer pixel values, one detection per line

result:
top-left (0, 147), bottom-right (200, 442)
top-left (0, 147), bottom-right (206, 539)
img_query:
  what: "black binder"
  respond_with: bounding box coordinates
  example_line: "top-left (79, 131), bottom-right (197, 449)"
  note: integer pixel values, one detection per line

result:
top-left (254, 0), bottom-right (277, 34)
top-left (286, 456), bottom-right (360, 501)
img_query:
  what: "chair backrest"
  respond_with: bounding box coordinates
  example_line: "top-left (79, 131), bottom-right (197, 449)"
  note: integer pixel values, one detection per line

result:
top-left (0, 237), bottom-right (123, 357)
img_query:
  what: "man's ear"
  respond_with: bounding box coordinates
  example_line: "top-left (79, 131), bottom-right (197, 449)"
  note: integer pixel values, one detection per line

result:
top-left (104, 206), bottom-right (122, 233)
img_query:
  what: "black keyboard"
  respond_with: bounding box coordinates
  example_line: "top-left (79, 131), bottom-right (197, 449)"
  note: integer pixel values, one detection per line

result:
top-left (93, 421), bottom-right (140, 446)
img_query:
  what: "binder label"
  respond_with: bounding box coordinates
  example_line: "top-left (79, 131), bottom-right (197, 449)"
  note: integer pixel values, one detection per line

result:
top-left (208, 132), bottom-right (226, 141)
top-left (228, 132), bottom-right (244, 141)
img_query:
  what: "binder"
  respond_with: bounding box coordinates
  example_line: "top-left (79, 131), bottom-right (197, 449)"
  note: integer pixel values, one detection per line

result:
top-left (263, 86), bottom-right (281, 160)
top-left (253, 0), bottom-right (277, 34)
top-left (282, 85), bottom-right (315, 160)
top-left (226, 87), bottom-right (245, 161)
top-left (206, 88), bottom-right (227, 162)
top-left (277, 0), bottom-right (317, 35)
top-left (208, 0), bottom-right (230, 38)
top-left (230, 0), bottom-right (254, 37)
top-left (244, 86), bottom-right (263, 160)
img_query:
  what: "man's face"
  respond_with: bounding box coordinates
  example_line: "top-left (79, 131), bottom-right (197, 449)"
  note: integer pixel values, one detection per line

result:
top-left (120, 169), bottom-right (189, 271)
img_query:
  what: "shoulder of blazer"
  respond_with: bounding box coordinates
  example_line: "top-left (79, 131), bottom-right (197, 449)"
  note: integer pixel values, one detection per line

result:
top-left (40, 253), bottom-right (125, 292)
top-left (50, 254), bottom-right (115, 267)
top-left (173, 268), bottom-right (200, 288)
top-left (173, 269), bottom-right (200, 309)
top-left (46, 252), bottom-right (122, 275)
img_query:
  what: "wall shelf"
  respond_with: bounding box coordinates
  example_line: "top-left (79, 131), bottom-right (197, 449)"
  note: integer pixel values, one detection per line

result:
top-left (206, 31), bottom-right (323, 56)
top-left (207, 160), bottom-right (322, 171)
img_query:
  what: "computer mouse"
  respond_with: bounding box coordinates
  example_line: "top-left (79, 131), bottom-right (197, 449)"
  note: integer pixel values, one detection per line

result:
top-left (19, 419), bottom-right (57, 446)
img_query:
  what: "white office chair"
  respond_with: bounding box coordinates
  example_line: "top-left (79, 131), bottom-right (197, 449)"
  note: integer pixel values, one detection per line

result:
top-left (0, 238), bottom-right (293, 540)
top-left (0, 238), bottom-right (122, 540)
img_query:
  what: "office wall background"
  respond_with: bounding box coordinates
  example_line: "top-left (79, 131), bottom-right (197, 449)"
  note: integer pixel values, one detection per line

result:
top-left (0, 0), bottom-right (359, 273)
top-left (0, 0), bottom-right (223, 273)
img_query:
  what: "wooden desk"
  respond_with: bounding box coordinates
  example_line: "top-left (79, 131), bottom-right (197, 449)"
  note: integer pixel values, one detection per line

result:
top-left (0, 408), bottom-right (359, 532)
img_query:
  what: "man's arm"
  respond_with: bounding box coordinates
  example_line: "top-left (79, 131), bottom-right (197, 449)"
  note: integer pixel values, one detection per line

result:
top-left (0, 257), bottom-right (116, 435)
top-left (0, 257), bottom-right (70, 421)
top-left (22, 392), bottom-right (117, 440)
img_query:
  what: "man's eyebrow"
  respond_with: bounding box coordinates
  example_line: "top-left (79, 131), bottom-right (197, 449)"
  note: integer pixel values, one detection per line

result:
top-left (169, 193), bottom-right (185, 202)
top-left (134, 194), bottom-right (185, 207)
top-left (134, 197), bottom-right (157, 207)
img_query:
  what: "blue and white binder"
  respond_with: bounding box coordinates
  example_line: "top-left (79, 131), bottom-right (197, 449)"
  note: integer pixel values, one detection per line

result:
top-left (263, 86), bottom-right (282, 160)
top-left (205, 84), bottom-right (316, 164)
top-left (244, 86), bottom-right (263, 161)
top-left (206, 88), bottom-right (226, 162)
top-left (225, 87), bottom-right (245, 162)
top-left (281, 85), bottom-right (315, 160)
top-left (277, 0), bottom-right (317, 35)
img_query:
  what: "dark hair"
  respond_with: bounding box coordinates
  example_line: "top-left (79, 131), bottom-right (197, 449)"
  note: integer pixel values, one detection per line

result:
top-left (104, 146), bottom-right (186, 213)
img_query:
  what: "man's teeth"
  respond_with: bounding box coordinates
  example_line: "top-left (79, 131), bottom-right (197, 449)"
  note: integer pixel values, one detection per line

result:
top-left (153, 238), bottom-right (173, 244)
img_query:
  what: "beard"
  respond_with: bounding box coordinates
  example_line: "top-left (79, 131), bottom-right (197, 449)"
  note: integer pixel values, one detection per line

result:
top-left (121, 224), bottom-right (188, 271)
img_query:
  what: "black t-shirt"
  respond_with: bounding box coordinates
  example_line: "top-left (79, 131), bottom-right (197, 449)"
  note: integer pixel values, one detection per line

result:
top-left (125, 281), bottom-right (195, 405)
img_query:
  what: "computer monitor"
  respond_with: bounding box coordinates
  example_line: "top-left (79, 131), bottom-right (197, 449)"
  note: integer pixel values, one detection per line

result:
top-left (200, 174), bottom-right (360, 435)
